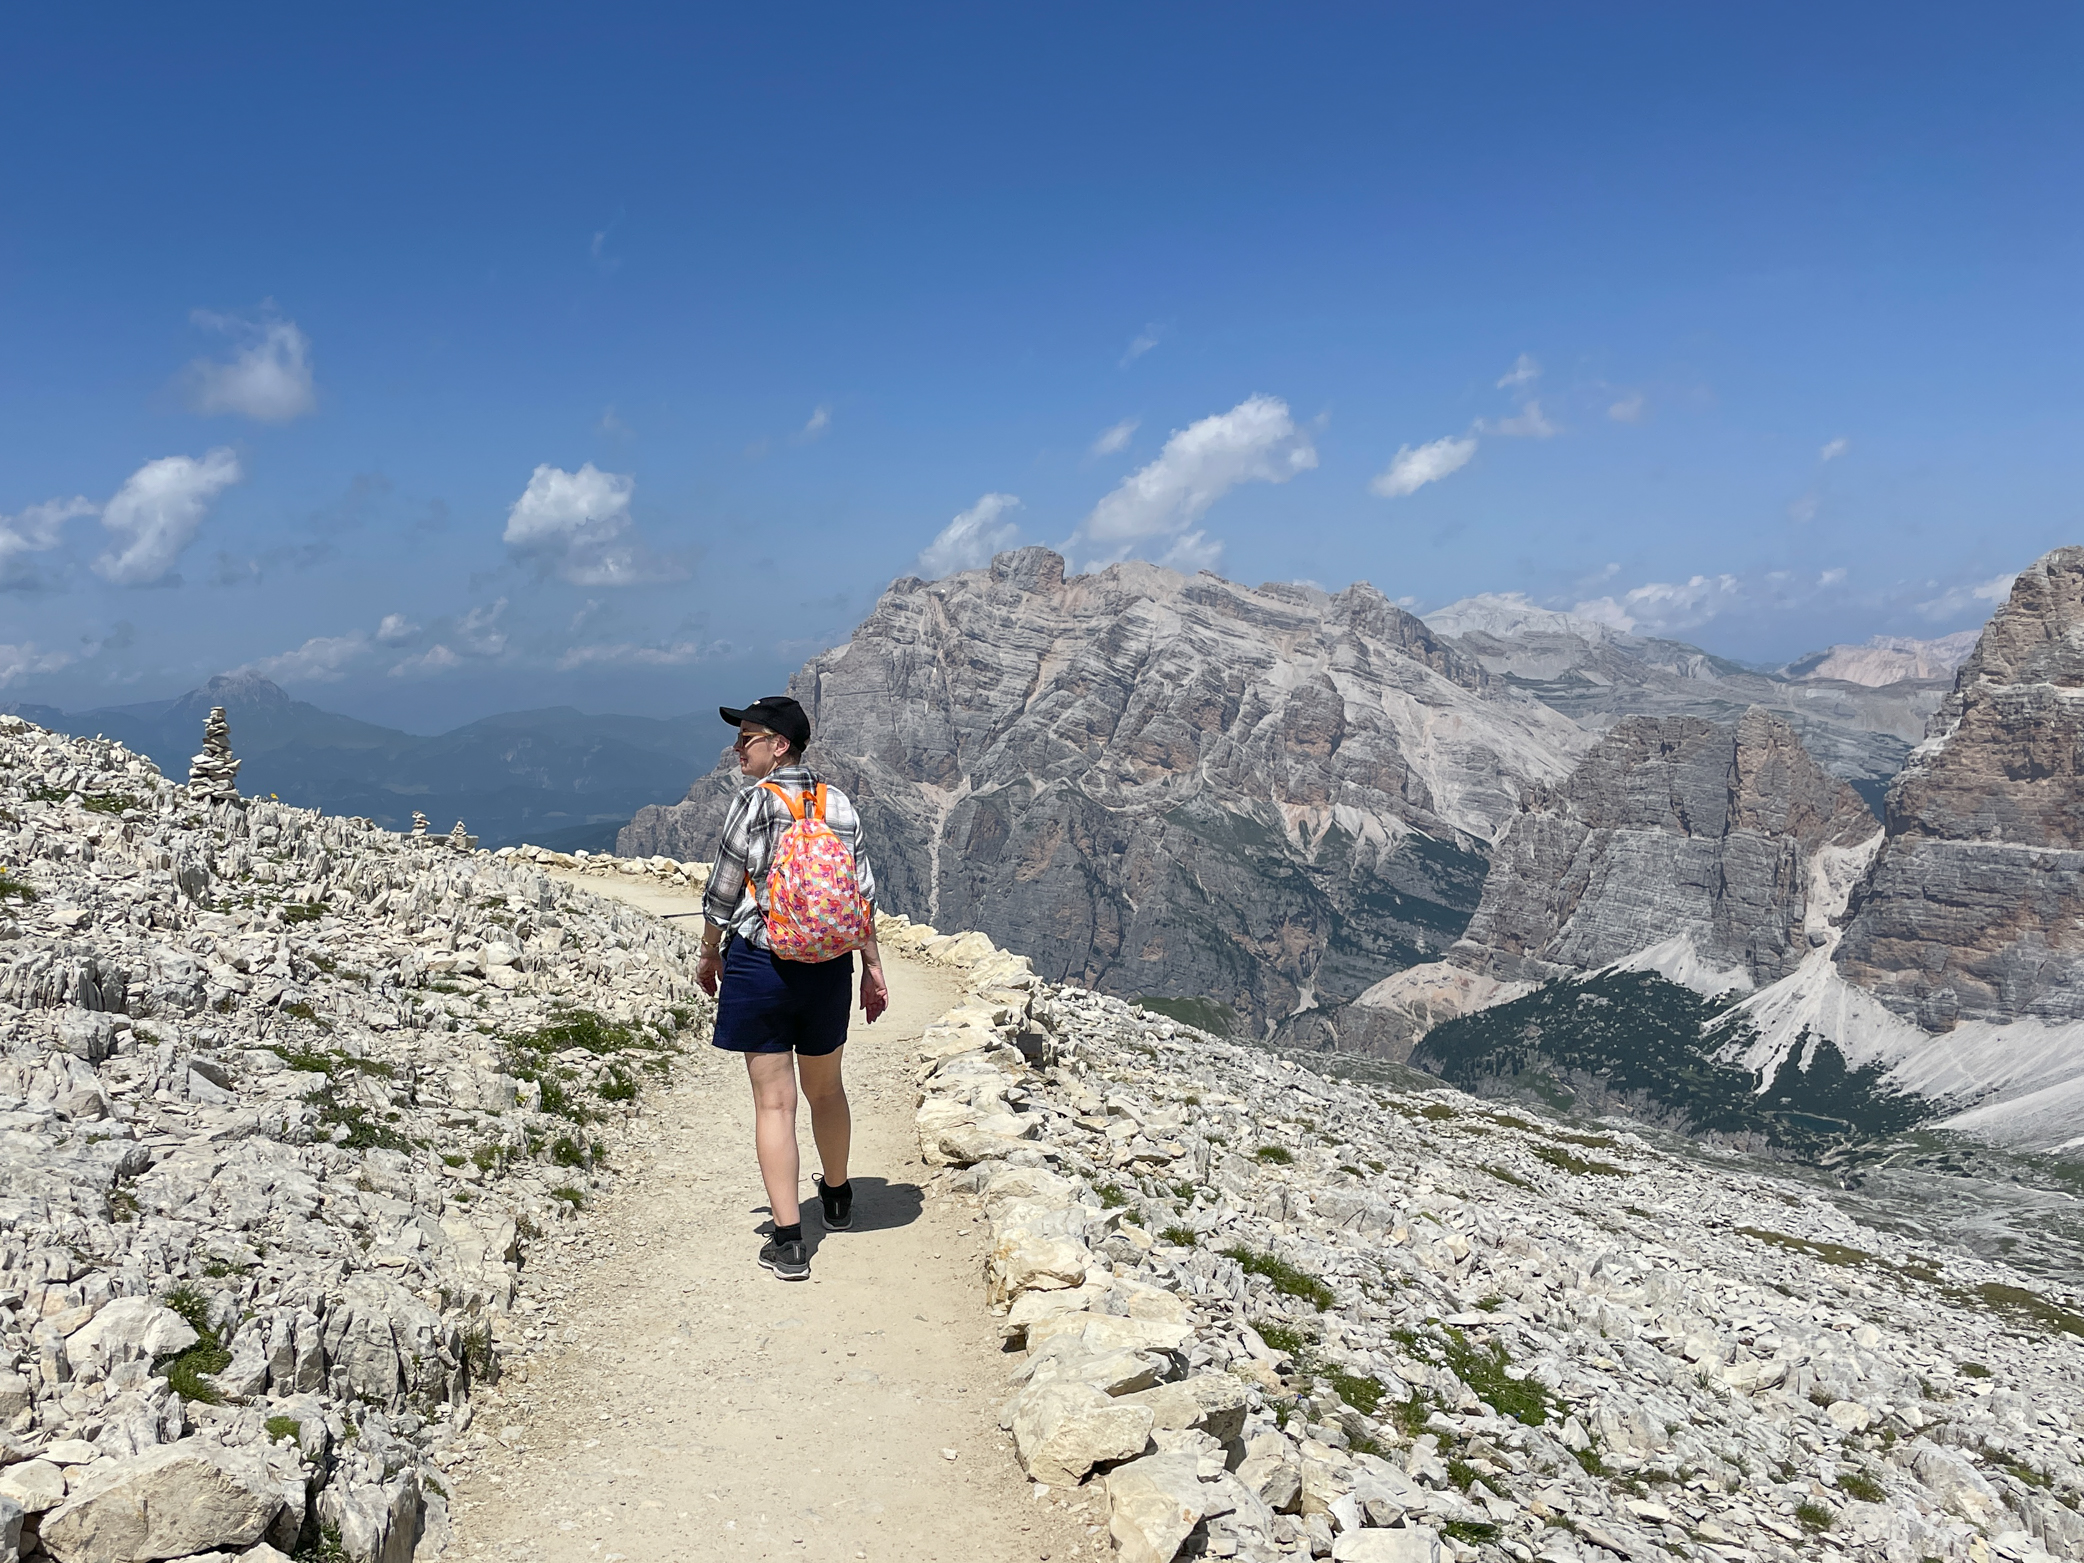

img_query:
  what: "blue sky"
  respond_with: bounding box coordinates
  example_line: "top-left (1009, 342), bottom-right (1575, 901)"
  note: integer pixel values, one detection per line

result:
top-left (3, 3), bottom-right (2079, 728)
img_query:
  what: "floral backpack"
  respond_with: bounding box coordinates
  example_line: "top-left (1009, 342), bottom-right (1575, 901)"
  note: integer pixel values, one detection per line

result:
top-left (757, 781), bottom-right (876, 962)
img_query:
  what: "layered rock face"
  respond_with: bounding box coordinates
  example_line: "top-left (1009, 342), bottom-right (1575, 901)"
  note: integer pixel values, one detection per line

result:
top-left (1425, 596), bottom-right (1947, 796)
top-left (1837, 547), bottom-right (2084, 1028)
top-left (1340, 707), bottom-right (1878, 1059)
top-left (1457, 707), bottom-right (1879, 988)
top-left (622, 549), bottom-right (1589, 1033)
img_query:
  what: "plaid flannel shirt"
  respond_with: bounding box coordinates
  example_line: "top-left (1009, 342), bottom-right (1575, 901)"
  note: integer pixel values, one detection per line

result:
top-left (701, 765), bottom-right (876, 950)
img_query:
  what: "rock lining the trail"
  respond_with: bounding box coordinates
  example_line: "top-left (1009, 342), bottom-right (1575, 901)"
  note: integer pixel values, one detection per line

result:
top-left (909, 937), bottom-right (2084, 1562)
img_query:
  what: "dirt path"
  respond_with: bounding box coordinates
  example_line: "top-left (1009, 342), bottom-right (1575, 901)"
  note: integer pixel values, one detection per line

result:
top-left (449, 872), bottom-right (1096, 1563)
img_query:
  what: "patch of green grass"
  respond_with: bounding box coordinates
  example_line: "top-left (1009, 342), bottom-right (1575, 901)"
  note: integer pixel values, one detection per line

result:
top-left (1394, 1322), bottom-right (1551, 1426)
top-left (515, 1008), bottom-right (642, 1056)
top-left (1441, 1520), bottom-right (1500, 1545)
top-left (266, 1415), bottom-right (303, 1445)
top-left (1097, 1183), bottom-right (1129, 1209)
top-left (1418, 1103), bottom-right (1457, 1121)
top-left (0, 872), bottom-right (36, 904)
top-left (1482, 1164), bottom-right (1533, 1189)
top-left (472, 1143), bottom-right (503, 1172)
top-left (279, 1000), bottom-right (330, 1031)
top-left (1737, 1226), bottom-right (1873, 1267)
top-left (293, 1520), bottom-right (352, 1562)
top-left (1253, 1320), bottom-right (1309, 1355)
top-left (24, 783), bottom-right (70, 804)
top-left (1446, 1458), bottom-right (1479, 1491)
top-left (1995, 1458), bottom-right (2051, 1489)
top-left (551, 1186), bottom-right (585, 1208)
top-left (1326, 1369), bottom-right (1385, 1415)
top-left (1572, 1444), bottom-right (1609, 1477)
top-left (1133, 994), bottom-right (1235, 1036)
top-left (1533, 1144), bottom-right (1629, 1178)
top-left (1159, 1225), bottom-right (1198, 1247)
top-left (598, 1067), bottom-right (638, 1103)
top-left (1222, 1246), bottom-right (1335, 1311)
top-left (1254, 1144), bottom-right (1294, 1165)
top-left (309, 1096), bottom-right (409, 1152)
top-left (1794, 1500), bottom-right (1834, 1532)
top-left (156, 1284), bottom-right (232, 1404)
top-left (1338, 1164), bottom-right (1363, 1177)
top-left (1957, 1360), bottom-right (1991, 1378)
top-left (1170, 1182), bottom-right (1197, 1201)
top-left (1837, 1469), bottom-right (1886, 1503)
top-left (442, 1153), bottom-right (467, 1168)
top-left (550, 1136), bottom-right (587, 1168)
top-left (1969, 1282), bottom-right (2084, 1338)
top-left (282, 902), bottom-right (327, 924)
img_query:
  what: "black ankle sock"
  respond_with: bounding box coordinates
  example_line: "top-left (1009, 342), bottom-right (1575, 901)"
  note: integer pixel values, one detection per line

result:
top-left (773, 1222), bottom-right (802, 1245)
top-left (822, 1178), bottom-right (851, 1201)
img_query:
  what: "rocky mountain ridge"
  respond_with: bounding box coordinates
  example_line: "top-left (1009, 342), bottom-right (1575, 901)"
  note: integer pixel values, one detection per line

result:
top-left (622, 548), bottom-right (1594, 1038)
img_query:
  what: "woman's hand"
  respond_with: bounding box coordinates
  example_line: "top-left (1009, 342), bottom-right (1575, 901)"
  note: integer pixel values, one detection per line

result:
top-left (695, 946), bottom-right (722, 997)
top-left (861, 959), bottom-right (889, 1023)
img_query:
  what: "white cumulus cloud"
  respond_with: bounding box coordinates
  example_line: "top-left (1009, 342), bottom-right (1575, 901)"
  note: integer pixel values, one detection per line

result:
top-left (916, 494), bottom-right (1022, 579)
top-left (376, 613), bottom-right (420, 644)
top-left (1608, 392), bottom-right (1646, 424)
top-left (1370, 435), bottom-right (1478, 499)
top-left (388, 645), bottom-right (462, 678)
top-left (1820, 436), bottom-right (1851, 461)
top-left (555, 639), bottom-right (725, 670)
top-left (503, 463), bottom-right (680, 586)
top-left (1572, 573), bottom-right (1743, 634)
top-left (183, 309), bottom-right (317, 422)
top-left (0, 642), bottom-right (74, 687)
top-left (240, 633), bottom-right (371, 684)
top-left (1917, 572), bottom-right (2017, 622)
top-left (0, 496), bottom-right (96, 587)
top-left (1075, 395), bottom-right (1316, 567)
top-left (93, 449), bottom-right (242, 586)
top-left (1091, 418), bottom-right (1139, 456)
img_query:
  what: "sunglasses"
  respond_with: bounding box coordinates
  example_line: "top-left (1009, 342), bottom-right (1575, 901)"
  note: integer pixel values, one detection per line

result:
top-left (733, 731), bottom-right (780, 751)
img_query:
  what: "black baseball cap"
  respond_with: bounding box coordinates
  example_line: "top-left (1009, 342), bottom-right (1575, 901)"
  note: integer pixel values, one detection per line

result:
top-left (719, 695), bottom-right (810, 752)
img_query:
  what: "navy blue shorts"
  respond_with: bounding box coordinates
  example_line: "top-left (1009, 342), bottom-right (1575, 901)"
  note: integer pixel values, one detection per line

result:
top-left (711, 938), bottom-right (853, 1056)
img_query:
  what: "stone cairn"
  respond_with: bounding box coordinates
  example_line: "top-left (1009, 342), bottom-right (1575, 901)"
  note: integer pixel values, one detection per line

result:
top-left (449, 819), bottom-right (470, 852)
top-left (411, 810), bottom-right (430, 837)
top-left (185, 705), bottom-right (240, 802)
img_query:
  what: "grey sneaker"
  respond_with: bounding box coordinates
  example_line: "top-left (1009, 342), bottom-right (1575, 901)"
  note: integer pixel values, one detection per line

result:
top-left (816, 1175), bottom-right (853, 1231)
top-left (758, 1237), bottom-right (810, 1281)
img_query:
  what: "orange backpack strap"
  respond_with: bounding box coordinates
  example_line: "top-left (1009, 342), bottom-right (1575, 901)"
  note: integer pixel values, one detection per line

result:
top-left (810, 783), bottom-right (827, 821)
top-left (759, 780), bottom-right (807, 821)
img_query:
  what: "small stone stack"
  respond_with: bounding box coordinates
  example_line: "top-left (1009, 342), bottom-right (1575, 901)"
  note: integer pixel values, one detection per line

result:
top-left (185, 706), bottom-right (240, 803)
top-left (411, 811), bottom-right (430, 837)
top-left (449, 820), bottom-right (470, 852)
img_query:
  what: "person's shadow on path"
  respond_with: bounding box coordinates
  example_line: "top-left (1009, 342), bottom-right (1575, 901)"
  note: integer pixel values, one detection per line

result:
top-left (752, 1176), bottom-right (925, 1253)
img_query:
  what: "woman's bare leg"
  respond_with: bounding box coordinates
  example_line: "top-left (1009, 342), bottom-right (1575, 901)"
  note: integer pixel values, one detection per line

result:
top-left (744, 1052), bottom-right (802, 1227)
top-left (797, 1047), bottom-right (851, 1187)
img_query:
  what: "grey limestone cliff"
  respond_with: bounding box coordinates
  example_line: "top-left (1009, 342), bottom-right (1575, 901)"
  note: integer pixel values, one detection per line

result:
top-left (621, 548), bottom-right (1590, 1035)
top-left (1836, 546), bottom-right (2084, 1028)
top-left (1339, 706), bottom-right (1878, 1059)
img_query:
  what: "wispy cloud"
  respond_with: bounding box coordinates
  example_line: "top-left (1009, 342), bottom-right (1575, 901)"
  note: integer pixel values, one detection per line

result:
top-left (1091, 417), bottom-right (1139, 457)
top-left (1074, 394), bottom-right (1316, 570)
top-left (799, 405), bottom-right (832, 442)
top-left (182, 306), bottom-right (317, 422)
top-left (1608, 392), bottom-right (1646, 424)
top-left (1572, 573), bottom-right (1743, 634)
top-left (555, 639), bottom-right (728, 670)
top-left (239, 632), bottom-right (371, 683)
top-left (1496, 353), bottom-right (1541, 389)
top-left (590, 228), bottom-right (622, 275)
top-left (0, 496), bottom-right (96, 589)
top-left (376, 613), bottom-right (420, 644)
top-left (916, 493), bottom-right (1022, 579)
top-left (1820, 436), bottom-right (1851, 462)
top-left (93, 449), bottom-right (243, 586)
top-left (1917, 572), bottom-right (2016, 621)
top-left (1120, 324), bottom-right (1163, 368)
top-left (597, 404), bottom-right (632, 439)
top-left (1481, 400), bottom-right (1558, 439)
top-left (502, 463), bottom-right (683, 586)
top-left (1369, 435), bottom-right (1477, 498)
top-left (0, 642), bottom-right (73, 687)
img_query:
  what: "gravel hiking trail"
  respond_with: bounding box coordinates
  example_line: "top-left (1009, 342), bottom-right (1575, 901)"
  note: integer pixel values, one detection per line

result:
top-left (451, 871), bottom-right (1095, 1563)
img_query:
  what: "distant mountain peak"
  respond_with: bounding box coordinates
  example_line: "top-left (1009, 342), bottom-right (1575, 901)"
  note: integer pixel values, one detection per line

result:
top-left (176, 671), bottom-right (295, 711)
top-left (1781, 630), bottom-right (1978, 687)
top-left (1424, 592), bottom-right (1623, 643)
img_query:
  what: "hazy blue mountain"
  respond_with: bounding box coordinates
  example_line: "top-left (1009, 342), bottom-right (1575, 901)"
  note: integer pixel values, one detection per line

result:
top-left (2, 672), bottom-right (718, 850)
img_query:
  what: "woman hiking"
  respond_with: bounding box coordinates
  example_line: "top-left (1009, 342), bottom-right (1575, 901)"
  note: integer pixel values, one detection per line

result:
top-left (693, 695), bottom-right (889, 1281)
